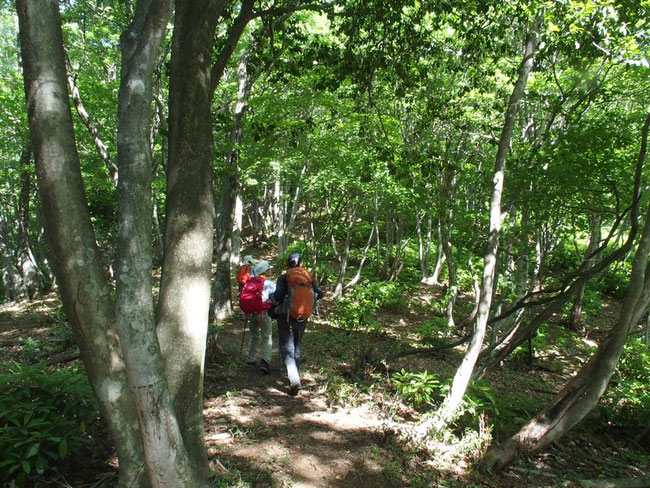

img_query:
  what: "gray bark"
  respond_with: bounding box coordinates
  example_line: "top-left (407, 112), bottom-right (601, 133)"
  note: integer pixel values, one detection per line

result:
top-left (417, 21), bottom-right (538, 435)
top-left (212, 46), bottom-right (253, 323)
top-left (431, 219), bottom-right (446, 284)
top-left (569, 214), bottom-right (602, 328)
top-left (116, 0), bottom-right (208, 485)
top-left (16, 1), bottom-right (147, 485)
top-left (333, 204), bottom-right (357, 298)
top-left (17, 143), bottom-right (44, 300)
top-left (156, 0), bottom-right (221, 477)
top-left (231, 194), bottom-right (243, 267)
top-left (66, 58), bottom-right (119, 187)
top-left (345, 208), bottom-right (376, 290)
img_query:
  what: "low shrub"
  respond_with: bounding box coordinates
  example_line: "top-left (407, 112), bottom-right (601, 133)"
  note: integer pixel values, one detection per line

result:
top-left (0, 362), bottom-right (98, 487)
top-left (416, 318), bottom-right (454, 345)
top-left (598, 264), bottom-right (631, 299)
top-left (331, 297), bottom-right (381, 334)
top-left (604, 337), bottom-right (650, 428)
top-left (391, 369), bottom-right (444, 408)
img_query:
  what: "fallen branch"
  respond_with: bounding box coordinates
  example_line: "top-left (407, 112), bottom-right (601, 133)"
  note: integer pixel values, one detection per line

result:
top-left (380, 334), bottom-right (471, 364)
top-left (45, 348), bottom-right (80, 365)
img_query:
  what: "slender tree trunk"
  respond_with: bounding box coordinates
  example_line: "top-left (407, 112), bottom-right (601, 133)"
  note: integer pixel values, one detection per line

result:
top-left (442, 234), bottom-right (456, 327)
top-left (280, 160), bottom-right (309, 255)
top-left (569, 215), bottom-right (602, 328)
top-left (231, 194), bottom-right (243, 266)
top-left (389, 216), bottom-right (409, 281)
top-left (431, 219), bottom-right (446, 284)
top-left (212, 46), bottom-right (252, 322)
top-left (17, 143), bottom-right (45, 300)
top-left (17, 2), bottom-right (147, 485)
top-left (486, 158), bottom-right (650, 470)
top-left (333, 205), bottom-right (357, 298)
top-left (346, 219), bottom-right (376, 290)
top-left (228, 46), bottom-right (257, 267)
top-left (417, 212), bottom-right (432, 282)
top-left (416, 21), bottom-right (538, 436)
top-left (439, 140), bottom-right (458, 325)
top-left (0, 222), bottom-right (20, 301)
top-left (493, 208), bottom-right (531, 341)
top-left (66, 58), bottom-right (119, 186)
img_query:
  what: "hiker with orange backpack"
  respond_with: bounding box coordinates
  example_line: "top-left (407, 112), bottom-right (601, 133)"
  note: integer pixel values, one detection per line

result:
top-left (271, 252), bottom-right (323, 396)
top-left (236, 255), bottom-right (256, 291)
top-left (239, 260), bottom-right (275, 374)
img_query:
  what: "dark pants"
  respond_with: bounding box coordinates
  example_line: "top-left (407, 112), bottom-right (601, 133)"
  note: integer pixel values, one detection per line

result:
top-left (277, 316), bottom-right (307, 387)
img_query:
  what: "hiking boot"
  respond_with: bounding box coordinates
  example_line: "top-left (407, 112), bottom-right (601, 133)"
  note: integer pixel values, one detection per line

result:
top-left (289, 383), bottom-right (300, 396)
top-left (260, 359), bottom-right (270, 374)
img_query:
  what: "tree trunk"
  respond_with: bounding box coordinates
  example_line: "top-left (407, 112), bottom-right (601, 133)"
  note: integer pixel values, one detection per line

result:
top-left (333, 205), bottom-right (357, 298)
top-left (569, 214), bottom-right (602, 328)
top-left (155, 0), bottom-right (222, 478)
top-left (116, 1), bottom-right (208, 485)
top-left (439, 139), bottom-right (458, 325)
top-left (431, 219), bottom-right (446, 284)
top-left (345, 214), bottom-right (376, 290)
top-left (485, 147), bottom-right (650, 470)
top-left (66, 58), bottom-right (119, 187)
top-left (227, 47), bottom-right (256, 267)
top-left (17, 143), bottom-right (45, 300)
top-left (417, 212), bottom-right (427, 279)
top-left (17, 1), bottom-right (148, 485)
top-left (212, 45), bottom-right (254, 323)
top-left (0, 229), bottom-right (20, 302)
top-left (280, 160), bottom-right (309, 255)
top-left (231, 193), bottom-right (243, 266)
top-left (417, 20), bottom-right (538, 435)
top-left (492, 208), bottom-right (531, 342)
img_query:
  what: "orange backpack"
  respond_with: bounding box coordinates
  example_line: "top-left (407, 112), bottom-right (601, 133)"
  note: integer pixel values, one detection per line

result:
top-left (236, 264), bottom-right (251, 286)
top-left (286, 267), bottom-right (314, 321)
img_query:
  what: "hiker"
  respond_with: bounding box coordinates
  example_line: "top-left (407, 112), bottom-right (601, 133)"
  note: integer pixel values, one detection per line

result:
top-left (236, 255), bottom-right (256, 292)
top-left (239, 260), bottom-right (275, 374)
top-left (272, 252), bottom-right (323, 396)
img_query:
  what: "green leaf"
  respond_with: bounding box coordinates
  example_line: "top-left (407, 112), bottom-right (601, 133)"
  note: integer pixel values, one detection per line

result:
top-left (22, 460), bottom-right (31, 474)
top-left (59, 438), bottom-right (68, 458)
top-left (26, 444), bottom-right (39, 459)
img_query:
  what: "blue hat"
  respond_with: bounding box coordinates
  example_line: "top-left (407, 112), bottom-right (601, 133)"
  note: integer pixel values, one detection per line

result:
top-left (253, 261), bottom-right (272, 275)
top-left (287, 253), bottom-right (302, 268)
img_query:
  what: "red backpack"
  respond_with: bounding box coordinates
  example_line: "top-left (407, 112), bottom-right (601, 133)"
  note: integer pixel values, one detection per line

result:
top-left (236, 264), bottom-right (251, 286)
top-left (239, 276), bottom-right (270, 314)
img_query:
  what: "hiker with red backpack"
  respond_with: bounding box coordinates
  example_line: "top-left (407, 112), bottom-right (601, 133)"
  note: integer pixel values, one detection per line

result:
top-left (239, 260), bottom-right (275, 374)
top-left (236, 255), bottom-right (256, 291)
top-left (271, 252), bottom-right (323, 396)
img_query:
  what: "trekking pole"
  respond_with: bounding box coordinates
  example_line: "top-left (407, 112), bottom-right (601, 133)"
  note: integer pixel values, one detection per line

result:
top-left (239, 314), bottom-right (249, 357)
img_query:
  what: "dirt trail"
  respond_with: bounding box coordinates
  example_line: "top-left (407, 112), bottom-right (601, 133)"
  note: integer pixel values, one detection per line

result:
top-left (203, 318), bottom-right (403, 488)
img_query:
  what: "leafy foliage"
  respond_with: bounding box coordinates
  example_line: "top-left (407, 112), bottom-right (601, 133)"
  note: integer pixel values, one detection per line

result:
top-left (391, 369), bottom-right (443, 408)
top-left (0, 362), bottom-right (98, 486)
top-left (605, 337), bottom-right (650, 428)
top-left (416, 318), bottom-right (454, 345)
top-left (332, 280), bottom-right (410, 333)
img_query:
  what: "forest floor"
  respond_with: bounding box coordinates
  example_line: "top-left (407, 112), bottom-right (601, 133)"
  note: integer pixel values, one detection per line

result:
top-left (1, 282), bottom-right (649, 487)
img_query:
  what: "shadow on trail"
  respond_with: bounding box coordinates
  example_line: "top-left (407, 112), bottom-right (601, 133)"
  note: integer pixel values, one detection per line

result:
top-left (201, 313), bottom-right (442, 487)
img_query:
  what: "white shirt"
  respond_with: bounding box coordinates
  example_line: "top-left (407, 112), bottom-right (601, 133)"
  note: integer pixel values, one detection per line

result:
top-left (261, 279), bottom-right (276, 303)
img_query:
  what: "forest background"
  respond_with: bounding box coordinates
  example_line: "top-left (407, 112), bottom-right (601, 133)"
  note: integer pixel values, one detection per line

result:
top-left (1, 0), bottom-right (650, 486)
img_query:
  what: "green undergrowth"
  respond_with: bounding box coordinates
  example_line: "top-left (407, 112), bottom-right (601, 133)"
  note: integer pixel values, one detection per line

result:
top-left (0, 362), bottom-right (99, 487)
